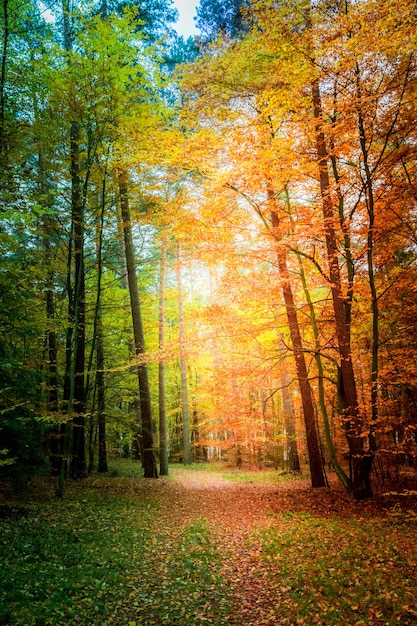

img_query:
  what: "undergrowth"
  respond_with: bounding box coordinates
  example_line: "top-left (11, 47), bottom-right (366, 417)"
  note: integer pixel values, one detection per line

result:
top-left (258, 510), bottom-right (417, 625)
top-left (0, 491), bottom-right (230, 625)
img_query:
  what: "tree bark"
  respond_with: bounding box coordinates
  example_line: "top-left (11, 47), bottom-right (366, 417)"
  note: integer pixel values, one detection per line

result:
top-left (311, 78), bottom-right (373, 499)
top-left (95, 193), bottom-right (107, 473)
top-left (268, 188), bottom-right (326, 487)
top-left (96, 311), bottom-right (107, 473)
top-left (176, 243), bottom-right (192, 465)
top-left (118, 166), bottom-right (157, 478)
top-left (281, 372), bottom-right (300, 472)
top-left (158, 238), bottom-right (169, 475)
top-left (70, 118), bottom-right (86, 480)
top-left (354, 65), bottom-right (379, 452)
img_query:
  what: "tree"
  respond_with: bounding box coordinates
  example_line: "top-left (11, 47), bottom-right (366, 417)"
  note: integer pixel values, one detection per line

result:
top-left (158, 236), bottom-right (169, 475)
top-left (118, 168), bottom-right (158, 478)
top-left (176, 242), bottom-right (192, 464)
top-left (195, 0), bottom-right (250, 41)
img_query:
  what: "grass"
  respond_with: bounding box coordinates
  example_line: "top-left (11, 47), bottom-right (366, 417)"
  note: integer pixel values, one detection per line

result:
top-left (0, 478), bottom-right (231, 626)
top-left (0, 496), bottom-right (155, 625)
top-left (159, 458), bottom-right (305, 484)
top-left (258, 509), bottom-right (417, 625)
top-left (2, 461), bottom-right (417, 625)
top-left (220, 468), bottom-right (303, 484)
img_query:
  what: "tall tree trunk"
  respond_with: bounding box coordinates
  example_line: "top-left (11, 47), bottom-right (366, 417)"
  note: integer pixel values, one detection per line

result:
top-left (281, 372), bottom-right (300, 472)
top-left (285, 187), bottom-right (351, 491)
top-left (268, 188), bottom-right (326, 488)
top-left (116, 196), bottom-right (142, 458)
top-left (0, 0), bottom-right (9, 160)
top-left (118, 166), bottom-right (157, 478)
top-left (354, 64), bottom-right (379, 452)
top-left (96, 311), bottom-right (107, 473)
top-left (70, 118), bottom-right (86, 480)
top-left (158, 238), bottom-right (169, 475)
top-left (176, 243), bottom-right (192, 465)
top-left (58, 1), bottom-right (87, 490)
top-left (83, 188), bottom-right (108, 474)
top-left (57, 230), bottom-right (73, 497)
top-left (190, 364), bottom-right (202, 461)
top-left (95, 190), bottom-right (107, 473)
top-left (311, 78), bottom-right (373, 499)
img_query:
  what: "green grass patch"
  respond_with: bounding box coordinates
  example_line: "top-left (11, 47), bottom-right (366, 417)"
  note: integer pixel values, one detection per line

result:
top-left (258, 509), bottom-right (417, 625)
top-left (0, 495), bottom-right (155, 625)
top-left (105, 459), bottom-right (303, 487)
top-left (173, 461), bottom-right (228, 473)
top-left (168, 459), bottom-right (304, 484)
top-left (220, 469), bottom-right (303, 484)
top-left (0, 491), bottom-right (231, 625)
top-left (105, 458), bottom-right (146, 478)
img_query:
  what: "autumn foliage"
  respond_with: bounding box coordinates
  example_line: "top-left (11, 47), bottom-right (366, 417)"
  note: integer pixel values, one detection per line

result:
top-left (0, 0), bottom-right (416, 499)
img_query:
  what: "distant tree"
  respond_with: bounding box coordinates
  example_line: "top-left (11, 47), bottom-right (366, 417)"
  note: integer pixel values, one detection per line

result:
top-left (176, 243), bottom-right (192, 464)
top-left (195, 0), bottom-right (250, 41)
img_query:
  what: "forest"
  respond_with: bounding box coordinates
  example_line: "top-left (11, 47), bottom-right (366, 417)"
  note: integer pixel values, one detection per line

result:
top-left (1, 0), bottom-right (417, 503)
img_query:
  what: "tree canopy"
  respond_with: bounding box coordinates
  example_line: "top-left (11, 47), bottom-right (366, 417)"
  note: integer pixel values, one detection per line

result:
top-left (1, 0), bottom-right (416, 499)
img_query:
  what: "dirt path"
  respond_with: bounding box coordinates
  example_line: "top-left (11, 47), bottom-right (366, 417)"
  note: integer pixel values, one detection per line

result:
top-left (131, 468), bottom-right (353, 626)
top-left (4, 466), bottom-right (416, 625)
top-left (70, 466), bottom-right (389, 625)
top-left (168, 469), bottom-right (290, 625)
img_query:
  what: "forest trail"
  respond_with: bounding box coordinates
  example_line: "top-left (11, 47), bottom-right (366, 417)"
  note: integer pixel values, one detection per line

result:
top-left (118, 467), bottom-right (356, 626)
top-left (159, 468), bottom-right (301, 625)
top-left (4, 466), bottom-right (416, 625)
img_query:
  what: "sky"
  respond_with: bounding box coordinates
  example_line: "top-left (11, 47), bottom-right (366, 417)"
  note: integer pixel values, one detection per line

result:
top-left (173, 0), bottom-right (199, 38)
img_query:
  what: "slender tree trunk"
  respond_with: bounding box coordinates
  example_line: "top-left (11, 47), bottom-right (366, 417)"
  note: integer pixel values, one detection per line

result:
top-left (281, 372), bottom-right (300, 472)
top-left (268, 188), bottom-right (326, 487)
top-left (55, 0), bottom-right (87, 486)
top-left (95, 192), bottom-right (107, 473)
top-left (70, 118), bottom-right (86, 480)
top-left (118, 166), bottom-right (157, 478)
top-left (116, 196), bottom-right (142, 457)
top-left (96, 311), bottom-right (107, 472)
top-left (57, 234), bottom-right (73, 497)
top-left (285, 187), bottom-right (351, 490)
top-left (176, 243), bottom-right (192, 465)
top-left (0, 0), bottom-right (9, 159)
top-left (354, 65), bottom-right (378, 452)
top-left (190, 364), bottom-right (202, 461)
top-left (311, 78), bottom-right (373, 499)
top-left (158, 238), bottom-right (169, 475)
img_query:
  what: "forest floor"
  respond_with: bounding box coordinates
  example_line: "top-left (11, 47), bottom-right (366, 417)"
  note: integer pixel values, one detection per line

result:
top-left (1, 462), bottom-right (417, 625)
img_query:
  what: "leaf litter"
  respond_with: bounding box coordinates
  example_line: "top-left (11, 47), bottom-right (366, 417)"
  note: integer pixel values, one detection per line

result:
top-left (1, 465), bottom-right (417, 625)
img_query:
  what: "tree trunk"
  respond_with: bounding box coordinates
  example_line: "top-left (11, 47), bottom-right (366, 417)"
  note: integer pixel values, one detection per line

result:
top-left (176, 243), bottom-right (192, 465)
top-left (268, 188), bottom-right (326, 487)
top-left (96, 310), bottom-right (107, 473)
top-left (281, 372), bottom-right (300, 472)
top-left (70, 118), bottom-right (86, 480)
top-left (95, 189), bottom-right (107, 473)
top-left (354, 65), bottom-right (379, 452)
top-left (116, 195), bottom-right (142, 459)
top-left (57, 1), bottom-right (86, 488)
top-left (311, 78), bottom-right (373, 499)
top-left (158, 238), bottom-right (169, 475)
top-left (0, 0), bottom-right (9, 160)
top-left (57, 238), bottom-right (73, 497)
top-left (285, 187), bottom-right (351, 491)
top-left (118, 166), bottom-right (157, 478)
